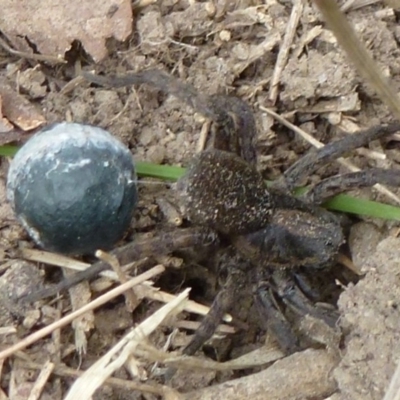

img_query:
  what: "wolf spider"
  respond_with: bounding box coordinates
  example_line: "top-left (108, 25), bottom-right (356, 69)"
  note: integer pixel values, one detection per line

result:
top-left (24, 69), bottom-right (400, 355)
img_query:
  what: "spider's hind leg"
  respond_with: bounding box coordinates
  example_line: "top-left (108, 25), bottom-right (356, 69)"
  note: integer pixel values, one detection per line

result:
top-left (275, 123), bottom-right (400, 192)
top-left (303, 168), bottom-right (400, 204)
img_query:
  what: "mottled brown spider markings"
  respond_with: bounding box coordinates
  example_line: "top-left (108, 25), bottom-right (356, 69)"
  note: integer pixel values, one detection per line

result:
top-left (24, 69), bottom-right (400, 355)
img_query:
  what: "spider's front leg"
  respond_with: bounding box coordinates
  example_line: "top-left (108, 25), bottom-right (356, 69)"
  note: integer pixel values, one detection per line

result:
top-left (233, 206), bottom-right (343, 353)
top-left (270, 269), bottom-right (339, 328)
top-left (21, 227), bottom-right (219, 302)
top-left (254, 282), bottom-right (300, 354)
top-left (254, 267), bottom-right (339, 353)
top-left (182, 249), bottom-right (249, 356)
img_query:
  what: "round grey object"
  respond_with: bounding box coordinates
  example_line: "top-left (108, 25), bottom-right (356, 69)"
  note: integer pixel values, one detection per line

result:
top-left (7, 122), bottom-right (138, 255)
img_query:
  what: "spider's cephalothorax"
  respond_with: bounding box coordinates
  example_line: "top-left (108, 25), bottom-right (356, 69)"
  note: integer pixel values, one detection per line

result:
top-left (24, 69), bottom-right (400, 356)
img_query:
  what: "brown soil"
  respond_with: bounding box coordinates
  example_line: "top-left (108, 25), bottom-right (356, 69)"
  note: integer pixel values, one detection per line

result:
top-left (1, 1), bottom-right (400, 399)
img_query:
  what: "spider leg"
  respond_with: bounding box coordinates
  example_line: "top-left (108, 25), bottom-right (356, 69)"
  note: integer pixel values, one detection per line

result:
top-left (183, 252), bottom-right (248, 356)
top-left (292, 271), bottom-right (321, 301)
top-left (183, 270), bottom-right (244, 356)
top-left (254, 283), bottom-right (300, 354)
top-left (21, 227), bottom-right (219, 303)
top-left (303, 168), bottom-right (400, 204)
top-left (275, 123), bottom-right (400, 191)
top-left (271, 269), bottom-right (339, 328)
top-left (83, 70), bottom-right (257, 164)
top-left (84, 69), bottom-right (218, 122)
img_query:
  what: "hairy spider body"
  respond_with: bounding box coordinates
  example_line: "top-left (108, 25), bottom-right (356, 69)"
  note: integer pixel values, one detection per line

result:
top-left (176, 146), bottom-right (345, 352)
top-left (178, 149), bottom-right (344, 270)
top-left (24, 69), bottom-right (400, 358)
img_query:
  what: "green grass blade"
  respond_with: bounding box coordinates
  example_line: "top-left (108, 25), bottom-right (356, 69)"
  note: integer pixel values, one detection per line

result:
top-left (136, 161), bottom-right (185, 181)
top-left (0, 145), bottom-right (19, 157)
top-left (3, 152), bottom-right (400, 221)
top-left (136, 161), bottom-right (400, 220)
top-left (323, 194), bottom-right (400, 221)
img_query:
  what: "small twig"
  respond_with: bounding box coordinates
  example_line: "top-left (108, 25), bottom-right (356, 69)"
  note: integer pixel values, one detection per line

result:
top-left (0, 35), bottom-right (66, 64)
top-left (171, 319), bottom-right (235, 334)
top-left (96, 250), bottom-right (139, 312)
top-left (196, 120), bottom-right (211, 152)
top-left (261, 106), bottom-right (400, 205)
top-left (269, 0), bottom-right (304, 104)
top-left (0, 265), bottom-right (165, 361)
top-left (337, 253), bottom-right (362, 275)
top-left (27, 360), bottom-right (55, 400)
top-left (135, 342), bottom-right (284, 371)
top-left (355, 147), bottom-right (387, 160)
top-left (341, 0), bottom-right (381, 12)
top-left (21, 249), bottom-right (90, 271)
top-left (0, 327), bottom-right (17, 335)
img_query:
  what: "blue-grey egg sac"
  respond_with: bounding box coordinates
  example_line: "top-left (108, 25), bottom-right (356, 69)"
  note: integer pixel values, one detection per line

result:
top-left (7, 122), bottom-right (138, 255)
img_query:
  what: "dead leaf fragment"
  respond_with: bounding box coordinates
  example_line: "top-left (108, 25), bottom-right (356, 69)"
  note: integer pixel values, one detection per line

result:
top-left (0, 0), bottom-right (133, 62)
top-left (0, 96), bottom-right (14, 133)
top-left (0, 81), bottom-right (46, 130)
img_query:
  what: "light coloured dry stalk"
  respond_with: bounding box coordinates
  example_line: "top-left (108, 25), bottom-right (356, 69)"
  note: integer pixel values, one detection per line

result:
top-left (64, 289), bottom-right (189, 399)
top-left (269, 0), bottom-right (304, 104)
top-left (0, 265), bottom-right (165, 361)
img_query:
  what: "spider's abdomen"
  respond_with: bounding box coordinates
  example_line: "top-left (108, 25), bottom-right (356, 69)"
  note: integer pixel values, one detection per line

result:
top-left (234, 208), bottom-right (344, 269)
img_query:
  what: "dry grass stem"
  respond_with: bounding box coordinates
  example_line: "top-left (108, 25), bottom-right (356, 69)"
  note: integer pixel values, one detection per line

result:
top-left (0, 36), bottom-right (66, 64)
top-left (21, 248), bottom-right (233, 322)
top-left (341, 0), bottom-right (382, 12)
top-left (171, 319), bottom-right (235, 334)
top-left (0, 265), bottom-right (165, 361)
top-left (269, 0), bottom-right (304, 104)
top-left (0, 327), bottom-right (17, 335)
top-left (135, 342), bottom-right (284, 371)
top-left (355, 147), bottom-right (387, 160)
top-left (314, 0), bottom-right (400, 122)
top-left (21, 359), bottom-right (172, 396)
top-left (64, 288), bottom-right (190, 399)
top-left (383, 358), bottom-right (400, 400)
top-left (27, 360), bottom-right (55, 400)
top-left (96, 249), bottom-right (139, 311)
top-left (196, 119), bottom-right (211, 152)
